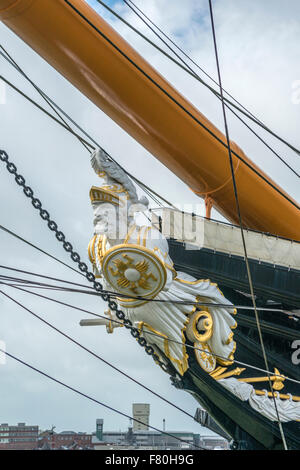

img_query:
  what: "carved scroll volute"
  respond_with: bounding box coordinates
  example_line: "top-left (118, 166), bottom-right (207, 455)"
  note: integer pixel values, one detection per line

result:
top-left (186, 311), bottom-right (213, 343)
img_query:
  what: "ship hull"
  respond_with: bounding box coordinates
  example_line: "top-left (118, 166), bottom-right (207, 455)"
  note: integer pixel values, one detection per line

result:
top-left (167, 238), bottom-right (300, 450)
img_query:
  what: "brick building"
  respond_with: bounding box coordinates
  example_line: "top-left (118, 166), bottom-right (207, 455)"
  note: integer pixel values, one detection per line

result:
top-left (37, 430), bottom-right (93, 449)
top-left (0, 422), bottom-right (39, 450)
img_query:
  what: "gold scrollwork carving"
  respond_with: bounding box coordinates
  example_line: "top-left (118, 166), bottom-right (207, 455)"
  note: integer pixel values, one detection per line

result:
top-left (109, 254), bottom-right (158, 293)
top-left (186, 310), bottom-right (213, 344)
top-left (101, 244), bottom-right (167, 307)
top-left (194, 342), bottom-right (216, 373)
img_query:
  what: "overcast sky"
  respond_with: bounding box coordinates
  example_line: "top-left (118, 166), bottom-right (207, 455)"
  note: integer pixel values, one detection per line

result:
top-left (0, 0), bottom-right (299, 437)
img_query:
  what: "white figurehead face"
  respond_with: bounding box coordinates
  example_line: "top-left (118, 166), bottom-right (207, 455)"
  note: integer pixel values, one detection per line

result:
top-left (90, 149), bottom-right (149, 243)
top-left (92, 202), bottom-right (115, 235)
top-left (92, 199), bottom-right (134, 243)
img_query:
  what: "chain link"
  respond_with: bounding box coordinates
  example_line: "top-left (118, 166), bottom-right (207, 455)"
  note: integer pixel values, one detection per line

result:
top-left (0, 149), bottom-right (168, 372)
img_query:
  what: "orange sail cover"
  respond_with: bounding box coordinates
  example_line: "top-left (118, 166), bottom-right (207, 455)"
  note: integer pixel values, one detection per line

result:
top-left (0, 0), bottom-right (299, 240)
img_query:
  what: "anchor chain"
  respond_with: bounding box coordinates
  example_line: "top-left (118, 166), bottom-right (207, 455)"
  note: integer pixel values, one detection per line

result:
top-left (0, 149), bottom-right (168, 372)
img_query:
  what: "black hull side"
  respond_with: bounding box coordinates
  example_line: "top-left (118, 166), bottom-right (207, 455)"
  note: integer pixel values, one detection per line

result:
top-left (166, 238), bottom-right (300, 450)
top-left (170, 345), bottom-right (300, 450)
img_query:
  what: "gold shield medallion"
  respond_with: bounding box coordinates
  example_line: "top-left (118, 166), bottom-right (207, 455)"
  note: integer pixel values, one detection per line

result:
top-left (101, 244), bottom-right (167, 307)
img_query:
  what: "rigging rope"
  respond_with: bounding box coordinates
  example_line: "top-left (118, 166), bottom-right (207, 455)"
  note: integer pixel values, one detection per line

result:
top-left (95, 0), bottom-right (300, 167)
top-left (0, 345), bottom-right (205, 450)
top-left (1, 10), bottom-right (298, 213)
top-left (1, 273), bottom-right (299, 319)
top-left (122, 0), bottom-right (300, 161)
top-left (0, 147), bottom-right (176, 374)
top-left (1, 45), bottom-right (299, 210)
top-left (0, 47), bottom-right (173, 209)
top-left (0, 4), bottom-right (298, 443)
top-left (0, 288), bottom-right (199, 424)
top-left (0, 46), bottom-right (91, 152)
top-left (0, 224), bottom-right (83, 276)
top-left (1, 282), bottom-right (299, 388)
top-left (0, 146), bottom-right (298, 390)
top-left (1, 265), bottom-right (299, 316)
top-left (122, 0), bottom-right (300, 178)
top-left (121, 0), bottom-right (300, 179)
top-left (124, 0), bottom-right (263, 123)
top-left (63, 0), bottom-right (300, 211)
top-left (207, 0), bottom-right (288, 449)
top-left (0, 75), bottom-right (94, 149)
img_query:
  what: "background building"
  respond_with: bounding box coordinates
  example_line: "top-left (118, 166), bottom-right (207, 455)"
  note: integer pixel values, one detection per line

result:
top-left (96, 419), bottom-right (103, 441)
top-left (93, 409), bottom-right (229, 450)
top-left (0, 422), bottom-right (39, 450)
top-left (92, 415), bottom-right (202, 450)
top-left (93, 428), bottom-right (201, 450)
top-left (132, 403), bottom-right (150, 431)
top-left (0, 406), bottom-right (229, 450)
top-left (37, 430), bottom-right (93, 450)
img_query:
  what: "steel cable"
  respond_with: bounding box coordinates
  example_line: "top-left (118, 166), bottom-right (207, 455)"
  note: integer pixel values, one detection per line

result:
top-left (207, 0), bottom-right (288, 449)
top-left (1, 281), bottom-right (300, 388)
top-left (0, 345), bottom-right (205, 450)
top-left (63, 0), bottom-right (300, 211)
top-left (0, 47), bottom-right (173, 209)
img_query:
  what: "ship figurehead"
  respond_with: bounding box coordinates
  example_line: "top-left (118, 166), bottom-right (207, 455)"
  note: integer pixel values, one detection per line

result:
top-left (86, 149), bottom-right (300, 425)
top-left (87, 149), bottom-right (237, 376)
